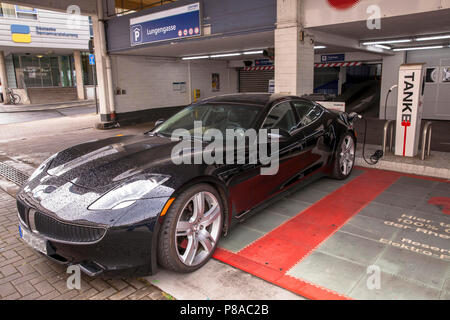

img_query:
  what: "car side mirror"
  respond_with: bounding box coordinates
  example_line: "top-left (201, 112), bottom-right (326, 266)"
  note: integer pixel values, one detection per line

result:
top-left (154, 119), bottom-right (165, 127)
top-left (267, 128), bottom-right (290, 142)
top-left (347, 112), bottom-right (362, 122)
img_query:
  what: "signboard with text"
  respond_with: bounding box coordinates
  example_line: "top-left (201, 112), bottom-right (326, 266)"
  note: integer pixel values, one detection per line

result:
top-left (395, 64), bottom-right (425, 157)
top-left (321, 54), bottom-right (345, 63)
top-left (130, 2), bottom-right (201, 46)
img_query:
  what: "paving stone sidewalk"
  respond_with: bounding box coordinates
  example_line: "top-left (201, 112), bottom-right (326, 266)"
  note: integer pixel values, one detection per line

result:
top-left (0, 189), bottom-right (169, 300)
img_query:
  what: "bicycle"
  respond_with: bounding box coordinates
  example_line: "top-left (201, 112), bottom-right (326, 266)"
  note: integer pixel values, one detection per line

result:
top-left (7, 89), bottom-right (21, 105)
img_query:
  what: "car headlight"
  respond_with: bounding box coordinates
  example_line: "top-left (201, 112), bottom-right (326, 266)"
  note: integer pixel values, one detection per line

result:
top-left (88, 174), bottom-right (170, 210)
top-left (28, 154), bottom-right (57, 182)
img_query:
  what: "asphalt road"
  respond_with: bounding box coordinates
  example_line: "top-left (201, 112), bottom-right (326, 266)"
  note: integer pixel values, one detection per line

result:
top-left (0, 105), bottom-right (96, 125)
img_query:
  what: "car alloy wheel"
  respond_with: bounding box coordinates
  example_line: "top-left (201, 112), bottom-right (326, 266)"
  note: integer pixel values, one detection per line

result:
top-left (339, 135), bottom-right (355, 176)
top-left (174, 191), bottom-right (222, 267)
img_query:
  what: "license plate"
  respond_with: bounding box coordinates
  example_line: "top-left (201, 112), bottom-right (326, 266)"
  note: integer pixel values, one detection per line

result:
top-left (19, 225), bottom-right (47, 255)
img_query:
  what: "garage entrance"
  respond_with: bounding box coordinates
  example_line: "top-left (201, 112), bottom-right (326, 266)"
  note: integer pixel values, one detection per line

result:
top-left (239, 66), bottom-right (274, 93)
top-left (215, 167), bottom-right (450, 300)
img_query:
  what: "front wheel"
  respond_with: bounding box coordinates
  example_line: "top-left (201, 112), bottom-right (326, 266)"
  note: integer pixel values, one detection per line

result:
top-left (157, 183), bottom-right (223, 273)
top-left (331, 133), bottom-right (355, 180)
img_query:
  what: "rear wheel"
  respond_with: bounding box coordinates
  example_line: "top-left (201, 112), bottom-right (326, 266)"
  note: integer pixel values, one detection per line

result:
top-left (157, 183), bottom-right (223, 272)
top-left (332, 133), bottom-right (355, 180)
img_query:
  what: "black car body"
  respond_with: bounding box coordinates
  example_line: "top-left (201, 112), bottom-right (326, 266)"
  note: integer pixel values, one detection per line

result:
top-left (16, 93), bottom-right (357, 276)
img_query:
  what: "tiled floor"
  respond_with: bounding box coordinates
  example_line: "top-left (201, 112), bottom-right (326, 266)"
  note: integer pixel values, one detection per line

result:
top-left (215, 167), bottom-right (450, 300)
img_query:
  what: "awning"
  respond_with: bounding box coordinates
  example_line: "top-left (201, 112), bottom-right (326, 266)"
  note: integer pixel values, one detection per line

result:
top-left (242, 62), bottom-right (363, 71)
top-left (243, 66), bottom-right (274, 71)
top-left (315, 61), bottom-right (363, 68)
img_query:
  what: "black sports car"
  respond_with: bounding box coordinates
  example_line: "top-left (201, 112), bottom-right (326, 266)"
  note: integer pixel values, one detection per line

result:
top-left (16, 93), bottom-right (357, 276)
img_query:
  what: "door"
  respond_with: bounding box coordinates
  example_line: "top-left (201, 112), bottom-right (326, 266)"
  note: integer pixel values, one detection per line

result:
top-left (252, 101), bottom-right (305, 205)
top-left (291, 99), bottom-right (327, 172)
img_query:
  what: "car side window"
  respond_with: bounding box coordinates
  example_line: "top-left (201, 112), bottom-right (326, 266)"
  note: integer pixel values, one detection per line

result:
top-left (292, 100), bottom-right (322, 128)
top-left (262, 102), bottom-right (297, 133)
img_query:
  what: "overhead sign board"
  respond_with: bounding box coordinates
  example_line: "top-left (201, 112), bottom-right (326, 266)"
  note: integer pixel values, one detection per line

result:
top-left (130, 2), bottom-right (201, 46)
top-left (321, 54), bottom-right (345, 63)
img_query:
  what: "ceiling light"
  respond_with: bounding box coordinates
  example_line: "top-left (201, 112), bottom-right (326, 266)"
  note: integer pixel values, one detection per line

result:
top-left (374, 44), bottom-right (391, 50)
top-left (314, 46), bottom-right (326, 49)
top-left (210, 53), bottom-right (242, 58)
top-left (393, 45), bottom-right (444, 51)
top-left (182, 55), bottom-right (210, 60)
top-left (243, 50), bottom-right (264, 55)
top-left (416, 34), bottom-right (450, 41)
top-left (362, 39), bottom-right (412, 46)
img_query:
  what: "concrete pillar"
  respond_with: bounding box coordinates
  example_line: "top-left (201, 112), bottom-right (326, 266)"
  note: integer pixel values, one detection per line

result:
top-left (0, 51), bottom-right (9, 104)
top-left (338, 67), bottom-right (346, 95)
top-left (73, 50), bottom-right (85, 100)
top-left (380, 52), bottom-right (406, 120)
top-left (275, 0), bottom-right (314, 96)
top-left (92, 0), bottom-right (116, 124)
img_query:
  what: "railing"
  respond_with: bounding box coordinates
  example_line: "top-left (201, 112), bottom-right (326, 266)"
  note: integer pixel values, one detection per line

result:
top-left (382, 120), bottom-right (395, 155)
top-left (421, 121), bottom-right (433, 160)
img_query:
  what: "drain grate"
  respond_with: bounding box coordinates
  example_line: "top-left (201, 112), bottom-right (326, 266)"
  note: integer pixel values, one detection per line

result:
top-left (0, 162), bottom-right (30, 186)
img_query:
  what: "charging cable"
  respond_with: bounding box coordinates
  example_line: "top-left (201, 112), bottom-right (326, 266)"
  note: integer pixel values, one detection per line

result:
top-left (361, 117), bottom-right (383, 165)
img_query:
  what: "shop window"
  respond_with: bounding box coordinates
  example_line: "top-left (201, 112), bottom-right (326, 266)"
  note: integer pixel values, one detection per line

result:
top-left (12, 54), bottom-right (76, 88)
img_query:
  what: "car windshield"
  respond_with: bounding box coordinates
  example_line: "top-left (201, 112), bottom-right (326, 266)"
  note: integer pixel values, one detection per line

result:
top-left (152, 103), bottom-right (261, 140)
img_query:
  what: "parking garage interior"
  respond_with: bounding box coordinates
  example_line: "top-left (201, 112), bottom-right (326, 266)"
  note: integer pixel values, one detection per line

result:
top-left (0, 0), bottom-right (449, 302)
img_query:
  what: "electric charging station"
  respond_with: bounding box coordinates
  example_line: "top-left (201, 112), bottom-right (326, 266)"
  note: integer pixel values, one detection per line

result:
top-left (394, 63), bottom-right (426, 157)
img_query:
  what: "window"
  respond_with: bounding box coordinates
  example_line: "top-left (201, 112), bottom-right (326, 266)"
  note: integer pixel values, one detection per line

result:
top-left (13, 54), bottom-right (75, 88)
top-left (292, 100), bottom-right (322, 127)
top-left (114, 0), bottom-right (178, 16)
top-left (0, 4), bottom-right (37, 20)
top-left (262, 102), bottom-right (296, 133)
top-left (154, 104), bottom-right (260, 139)
top-left (14, 5), bottom-right (37, 20)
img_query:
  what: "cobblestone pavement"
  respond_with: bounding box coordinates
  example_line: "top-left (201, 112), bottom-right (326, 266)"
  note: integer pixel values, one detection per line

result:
top-left (0, 189), bottom-right (170, 300)
top-left (0, 115), bottom-right (170, 300)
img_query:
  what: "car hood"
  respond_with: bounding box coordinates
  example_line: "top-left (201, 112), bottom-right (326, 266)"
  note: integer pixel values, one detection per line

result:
top-left (45, 134), bottom-right (179, 190)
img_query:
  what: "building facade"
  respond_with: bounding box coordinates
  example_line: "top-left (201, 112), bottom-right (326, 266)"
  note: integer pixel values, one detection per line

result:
top-left (0, 3), bottom-right (93, 104)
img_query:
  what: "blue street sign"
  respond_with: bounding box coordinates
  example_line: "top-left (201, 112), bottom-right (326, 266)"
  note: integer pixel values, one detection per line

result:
top-left (321, 54), bottom-right (345, 63)
top-left (89, 54), bottom-right (95, 65)
top-left (130, 2), bottom-right (201, 46)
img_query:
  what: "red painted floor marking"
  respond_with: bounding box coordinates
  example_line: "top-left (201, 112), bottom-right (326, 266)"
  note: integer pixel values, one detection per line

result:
top-left (428, 197), bottom-right (450, 215)
top-left (214, 248), bottom-right (351, 300)
top-left (237, 169), bottom-right (400, 271)
top-left (214, 168), bottom-right (401, 300)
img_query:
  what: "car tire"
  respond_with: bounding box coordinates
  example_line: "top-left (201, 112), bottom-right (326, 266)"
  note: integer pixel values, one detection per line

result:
top-left (331, 132), bottom-right (356, 180)
top-left (157, 183), bottom-right (224, 273)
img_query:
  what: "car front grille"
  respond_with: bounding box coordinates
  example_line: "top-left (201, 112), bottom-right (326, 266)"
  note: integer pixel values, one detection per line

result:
top-left (16, 198), bottom-right (106, 243)
top-left (34, 212), bottom-right (106, 243)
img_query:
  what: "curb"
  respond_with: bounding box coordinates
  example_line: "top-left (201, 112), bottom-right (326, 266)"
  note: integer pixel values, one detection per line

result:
top-left (0, 102), bottom-right (95, 113)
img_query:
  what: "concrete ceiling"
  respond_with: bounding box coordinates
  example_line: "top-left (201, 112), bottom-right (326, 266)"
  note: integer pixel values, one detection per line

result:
top-left (111, 30), bottom-right (275, 59)
top-left (309, 8), bottom-right (450, 50)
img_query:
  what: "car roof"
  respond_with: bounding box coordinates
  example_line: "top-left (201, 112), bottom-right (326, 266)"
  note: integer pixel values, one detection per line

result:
top-left (200, 93), bottom-right (301, 107)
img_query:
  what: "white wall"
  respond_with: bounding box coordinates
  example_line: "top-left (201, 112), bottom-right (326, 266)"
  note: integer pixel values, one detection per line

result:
top-left (407, 47), bottom-right (450, 120)
top-left (111, 55), bottom-right (239, 113)
top-left (380, 52), bottom-right (405, 120)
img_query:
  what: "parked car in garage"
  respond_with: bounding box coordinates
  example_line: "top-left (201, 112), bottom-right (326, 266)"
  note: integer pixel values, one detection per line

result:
top-left (16, 93), bottom-right (358, 276)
